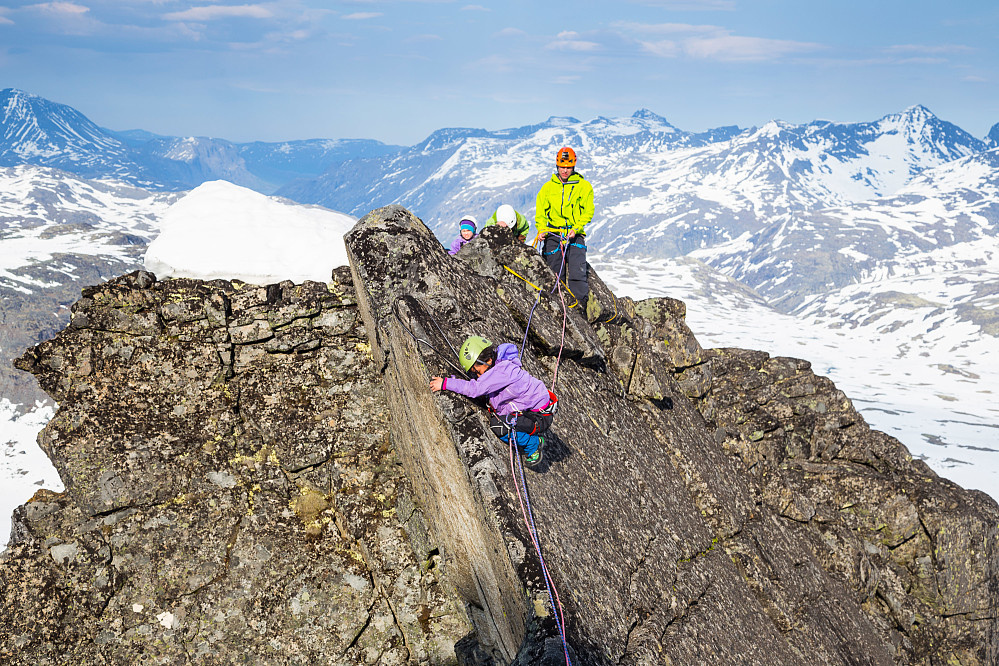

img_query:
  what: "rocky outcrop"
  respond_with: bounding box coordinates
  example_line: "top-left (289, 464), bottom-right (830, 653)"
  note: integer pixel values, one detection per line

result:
top-left (344, 206), bottom-right (998, 664)
top-left (2, 269), bottom-right (469, 664)
top-left (2, 205), bottom-right (997, 665)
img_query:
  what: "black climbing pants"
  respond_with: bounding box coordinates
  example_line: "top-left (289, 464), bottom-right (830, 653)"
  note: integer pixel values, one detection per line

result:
top-left (542, 234), bottom-right (589, 305)
top-left (488, 411), bottom-right (553, 439)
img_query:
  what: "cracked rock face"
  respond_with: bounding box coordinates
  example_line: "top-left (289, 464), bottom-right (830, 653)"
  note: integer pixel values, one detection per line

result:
top-left (344, 206), bottom-right (998, 665)
top-left (1, 269), bottom-right (470, 665)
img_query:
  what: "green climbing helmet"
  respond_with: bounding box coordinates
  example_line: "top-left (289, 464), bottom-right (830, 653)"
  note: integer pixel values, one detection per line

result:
top-left (459, 335), bottom-right (492, 372)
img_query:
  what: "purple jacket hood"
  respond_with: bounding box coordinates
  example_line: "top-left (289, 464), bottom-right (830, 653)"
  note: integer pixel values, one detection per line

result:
top-left (443, 343), bottom-right (550, 416)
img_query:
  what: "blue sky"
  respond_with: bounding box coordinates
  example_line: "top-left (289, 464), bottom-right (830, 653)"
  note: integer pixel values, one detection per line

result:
top-left (2, 1), bottom-right (997, 145)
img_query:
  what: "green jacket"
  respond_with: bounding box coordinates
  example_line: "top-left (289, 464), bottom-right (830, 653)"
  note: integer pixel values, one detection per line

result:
top-left (485, 209), bottom-right (530, 238)
top-left (534, 171), bottom-right (594, 236)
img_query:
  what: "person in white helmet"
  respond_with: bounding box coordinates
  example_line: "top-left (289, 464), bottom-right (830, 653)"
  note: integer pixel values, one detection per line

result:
top-left (484, 203), bottom-right (529, 242)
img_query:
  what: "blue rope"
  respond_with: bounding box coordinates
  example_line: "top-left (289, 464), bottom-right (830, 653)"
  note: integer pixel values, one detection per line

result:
top-left (516, 449), bottom-right (573, 665)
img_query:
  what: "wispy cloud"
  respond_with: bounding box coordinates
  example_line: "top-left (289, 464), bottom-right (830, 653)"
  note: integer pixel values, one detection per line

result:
top-left (24, 2), bottom-right (89, 15)
top-left (469, 54), bottom-right (525, 74)
top-left (496, 27), bottom-right (525, 37)
top-left (342, 12), bottom-right (383, 20)
top-left (886, 44), bottom-right (974, 55)
top-left (163, 4), bottom-right (273, 21)
top-left (961, 75), bottom-right (987, 83)
top-left (404, 33), bottom-right (443, 42)
top-left (684, 34), bottom-right (821, 61)
top-left (547, 30), bottom-right (601, 52)
top-left (614, 21), bottom-right (720, 35)
top-left (625, 0), bottom-right (735, 9)
top-left (641, 40), bottom-right (679, 58)
top-left (617, 22), bottom-right (822, 62)
top-left (461, 4), bottom-right (490, 11)
top-left (0, 8), bottom-right (13, 25)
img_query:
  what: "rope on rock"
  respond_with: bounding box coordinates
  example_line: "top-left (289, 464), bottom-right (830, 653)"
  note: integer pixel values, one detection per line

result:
top-left (390, 296), bottom-right (469, 378)
top-left (509, 437), bottom-right (572, 666)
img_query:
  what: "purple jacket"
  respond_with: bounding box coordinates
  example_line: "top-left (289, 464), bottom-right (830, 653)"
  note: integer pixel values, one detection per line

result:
top-left (449, 234), bottom-right (475, 255)
top-left (443, 343), bottom-right (550, 417)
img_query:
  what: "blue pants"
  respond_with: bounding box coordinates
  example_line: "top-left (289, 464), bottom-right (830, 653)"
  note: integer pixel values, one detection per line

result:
top-left (500, 428), bottom-right (540, 458)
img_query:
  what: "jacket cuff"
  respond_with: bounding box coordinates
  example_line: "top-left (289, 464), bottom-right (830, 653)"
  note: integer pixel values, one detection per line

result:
top-left (442, 378), bottom-right (448, 391)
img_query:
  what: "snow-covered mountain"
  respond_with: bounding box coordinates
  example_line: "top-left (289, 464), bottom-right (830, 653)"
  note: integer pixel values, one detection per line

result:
top-left (0, 165), bottom-right (179, 409)
top-left (987, 123), bottom-right (999, 149)
top-left (280, 105), bottom-right (986, 258)
top-left (1, 89), bottom-right (402, 193)
top-left (691, 147), bottom-right (999, 309)
top-left (1, 89), bottom-right (140, 181)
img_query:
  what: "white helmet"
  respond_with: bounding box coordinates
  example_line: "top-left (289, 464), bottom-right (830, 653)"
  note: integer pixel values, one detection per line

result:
top-left (496, 204), bottom-right (516, 225)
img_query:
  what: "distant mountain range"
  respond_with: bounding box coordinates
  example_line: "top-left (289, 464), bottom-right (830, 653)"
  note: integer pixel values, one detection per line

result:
top-left (0, 88), bottom-right (402, 193)
top-left (279, 104), bottom-right (991, 255)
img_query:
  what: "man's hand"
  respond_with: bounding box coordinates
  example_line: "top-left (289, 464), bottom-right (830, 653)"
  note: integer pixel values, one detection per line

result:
top-left (567, 229), bottom-right (576, 240)
top-left (498, 221), bottom-right (508, 228)
top-left (429, 377), bottom-right (444, 392)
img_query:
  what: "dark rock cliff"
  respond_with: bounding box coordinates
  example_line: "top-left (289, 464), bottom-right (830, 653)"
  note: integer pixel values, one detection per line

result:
top-left (1, 205), bottom-right (997, 665)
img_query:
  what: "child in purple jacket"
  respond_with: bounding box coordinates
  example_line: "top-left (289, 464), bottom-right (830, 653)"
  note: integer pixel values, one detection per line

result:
top-left (430, 335), bottom-right (554, 466)
top-left (448, 215), bottom-right (477, 255)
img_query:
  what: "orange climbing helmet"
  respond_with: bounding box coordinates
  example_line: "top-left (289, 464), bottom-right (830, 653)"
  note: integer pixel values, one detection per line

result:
top-left (555, 146), bottom-right (576, 167)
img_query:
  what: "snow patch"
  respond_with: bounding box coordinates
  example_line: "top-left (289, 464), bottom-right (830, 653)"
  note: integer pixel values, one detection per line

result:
top-left (144, 181), bottom-right (356, 284)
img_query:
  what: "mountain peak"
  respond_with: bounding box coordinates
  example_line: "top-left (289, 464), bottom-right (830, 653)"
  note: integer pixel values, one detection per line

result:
top-left (631, 108), bottom-right (668, 122)
top-left (544, 115), bottom-right (580, 127)
top-left (902, 104), bottom-right (935, 120)
top-left (987, 122), bottom-right (999, 148)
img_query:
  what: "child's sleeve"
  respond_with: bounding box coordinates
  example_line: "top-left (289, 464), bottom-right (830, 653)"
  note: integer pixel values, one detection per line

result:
top-left (443, 369), bottom-right (507, 399)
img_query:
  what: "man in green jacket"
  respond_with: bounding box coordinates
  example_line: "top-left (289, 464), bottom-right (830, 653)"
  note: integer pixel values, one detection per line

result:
top-left (484, 203), bottom-right (530, 242)
top-left (535, 146), bottom-right (594, 304)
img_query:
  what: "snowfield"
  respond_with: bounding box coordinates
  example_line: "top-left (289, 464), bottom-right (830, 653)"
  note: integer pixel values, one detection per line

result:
top-left (144, 181), bottom-right (355, 284)
top-left (590, 253), bottom-right (999, 498)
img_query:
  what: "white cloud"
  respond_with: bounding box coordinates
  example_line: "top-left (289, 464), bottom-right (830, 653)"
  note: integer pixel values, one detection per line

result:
top-left (342, 12), bottom-right (383, 20)
top-left (0, 8), bottom-right (13, 25)
top-left (24, 2), bottom-right (90, 15)
top-left (617, 22), bottom-right (822, 62)
top-left (640, 40), bottom-right (680, 58)
top-left (614, 21), bottom-right (720, 34)
top-left (684, 34), bottom-right (821, 61)
top-left (461, 4), bottom-right (490, 10)
top-left (547, 31), bottom-right (601, 52)
top-left (164, 4), bottom-right (272, 21)
top-left (961, 75), bottom-right (987, 83)
top-left (496, 27), bottom-right (525, 37)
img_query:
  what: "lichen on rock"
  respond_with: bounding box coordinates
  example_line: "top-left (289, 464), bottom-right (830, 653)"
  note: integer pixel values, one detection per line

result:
top-left (2, 268), bottom-right (470, 665)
